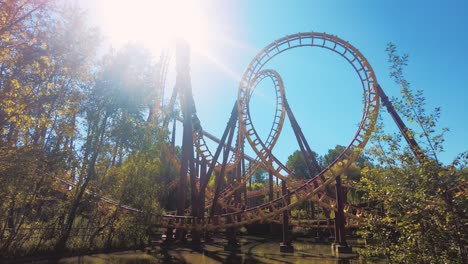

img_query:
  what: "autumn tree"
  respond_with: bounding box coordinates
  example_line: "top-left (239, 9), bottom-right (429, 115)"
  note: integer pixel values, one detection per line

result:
top-left (54, 43), bottom-right (161, 251)
top-left (1, 1), bottom-right (171, 255)
top-left (0, 0), bottom-right (100, 255)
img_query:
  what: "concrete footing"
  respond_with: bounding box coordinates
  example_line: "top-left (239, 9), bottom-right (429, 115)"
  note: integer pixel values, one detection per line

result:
top-left (279, 243), bottom-right (294, 253)
top-left (224, 242), bottom-right (241, 251)
top-left (331, 243), bottom-right (352, 254)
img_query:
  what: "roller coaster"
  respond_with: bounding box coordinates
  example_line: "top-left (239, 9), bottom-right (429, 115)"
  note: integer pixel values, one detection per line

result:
top-left (55, 32), bottom-right (464, 252)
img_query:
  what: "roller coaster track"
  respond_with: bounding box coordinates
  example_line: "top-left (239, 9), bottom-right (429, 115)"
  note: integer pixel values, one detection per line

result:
top-left (47, 33), bottom-right (373, 231)
top-left (49, 32), bottom-right (464, 234)
top-left (191, 70), bottom-right (339, 215)
top-left (156, 32), bottom-right (379, 231)
top-left (51, 172), bottom-right (467, 226)
top-left (211, 32), bottom-right (378, 215)
top-left (148, 49), bottom-right (172, 123)
top-left (53, 176), bottom-right (143, 214)
top-left (165, 69), bottom-right (287, 206)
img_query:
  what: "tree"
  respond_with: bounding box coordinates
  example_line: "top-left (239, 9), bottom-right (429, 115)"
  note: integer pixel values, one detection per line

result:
top-left (0, 1), bottom-right (101, 255)
top-left (357, 43), bottom-right (467, 263)
top-left (0, 1), bottom-right (173, 256)
top-left (286, 150), bottom-right (322, 179)
top-left (55, 43), bottom-right (159, 251)
top-left (323, 145), bottom-right (369, 168)
top-left (252, 169), bottom-right (268, 184)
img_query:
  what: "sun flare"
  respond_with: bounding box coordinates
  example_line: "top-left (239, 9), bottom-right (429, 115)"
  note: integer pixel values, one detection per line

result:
top-left (100, 0), bottom-right (210, 52)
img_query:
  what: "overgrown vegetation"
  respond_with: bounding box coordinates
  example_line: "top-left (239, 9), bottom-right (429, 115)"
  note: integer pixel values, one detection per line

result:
top-left (355, 43), bottom-right (467, 263)
top-left (0, 0), bottom-right (175, 257)
top-left (0, 1), bottom-right (466, 262)
top-left (283, 44), bottom-right (467, 263)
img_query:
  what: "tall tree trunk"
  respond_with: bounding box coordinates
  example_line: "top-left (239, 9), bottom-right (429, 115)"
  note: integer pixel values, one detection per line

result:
top-left (55, 112), bottom-right (109, 252)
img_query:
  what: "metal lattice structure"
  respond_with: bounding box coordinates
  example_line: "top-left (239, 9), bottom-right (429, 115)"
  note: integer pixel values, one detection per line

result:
top-left (53, 32), bottom-right (452, 250)
top-left (151, 33), bottom-right (383, 251)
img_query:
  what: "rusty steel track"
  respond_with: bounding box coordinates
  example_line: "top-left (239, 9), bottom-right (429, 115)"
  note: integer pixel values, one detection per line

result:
top-left (44, 32), bottom-right (461, 237)
top-left (45, 33), bottom-right (381, 233)
top-left (156, 32), bottom-right (379, 231)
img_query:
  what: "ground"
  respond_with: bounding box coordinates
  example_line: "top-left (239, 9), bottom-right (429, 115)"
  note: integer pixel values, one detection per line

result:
top-left (54, 236), bottom-right (383, 264)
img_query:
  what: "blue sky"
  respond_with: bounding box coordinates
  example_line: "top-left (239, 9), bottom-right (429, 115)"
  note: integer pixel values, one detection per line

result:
top-left (82, 0), bottom-right (468, 165)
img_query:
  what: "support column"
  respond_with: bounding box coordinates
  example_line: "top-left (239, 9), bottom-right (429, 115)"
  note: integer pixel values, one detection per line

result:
top-left (241, 151), bottom-right (247, 207)
top-left (332, 175), bottom-right (352, 254)
top-left (268, 169), bottom-right (274, 204)
top-left (280, 180), bottom-right (294, 252)
top-left (190, 158), bottom-right (201, 245)
top-left (268, 168), bottom-right (276, 234)
top-left (164, 225), bottom-right (174, 245)
top-left (175, 39), bottom-right (192, 242)
top-left (224, 209), bottom-right (240, 251)
top-left (198, 159), bottom-right (212, 243)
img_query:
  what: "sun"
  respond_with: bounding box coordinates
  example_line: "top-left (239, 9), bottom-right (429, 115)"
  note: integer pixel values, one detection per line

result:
top-left (100, 0), bottom-right (210, 52)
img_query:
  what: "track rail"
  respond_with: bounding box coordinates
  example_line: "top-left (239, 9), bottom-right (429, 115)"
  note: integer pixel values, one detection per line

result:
top-left (158, 32), bottom-right (379, 231)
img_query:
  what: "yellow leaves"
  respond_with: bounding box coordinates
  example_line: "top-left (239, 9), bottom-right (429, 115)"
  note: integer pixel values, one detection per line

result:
top-left (46, 82), bottom-right (54, 91)
top-left (1, 33), bottom-right (10, 42)
top-left (39, 55), bottom-right (50, 67)
top-left (32, 61), bottom-right (40, 71)
top-left (0, 12), bottom-right (6, 24)
top-left (10, 78), bottom-right (20, 89)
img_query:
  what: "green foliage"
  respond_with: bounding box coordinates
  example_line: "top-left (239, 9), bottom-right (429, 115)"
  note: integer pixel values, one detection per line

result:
top-left (357, 43), bottom-right (467, 263)
top-left (286, 150), bottom-right (323, 179)
top-left (323, 145), bottom-right (370, 169)
top-left (286, 150), bottom-right (311, 178)
top-left (386, 43), bottom-right (448, 162)
top-left (0, 1), bottom-right (173, 256)
top-left (359, 156), bottom-right (467, 263)
top-left (252, 169), bottom-right (268, 183)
